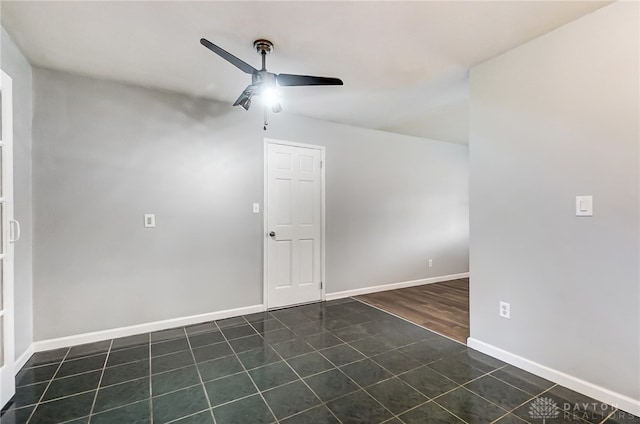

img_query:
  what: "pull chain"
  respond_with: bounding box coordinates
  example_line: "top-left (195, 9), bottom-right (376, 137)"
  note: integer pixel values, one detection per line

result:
top-left (264, 106), bottom-right (268, 131)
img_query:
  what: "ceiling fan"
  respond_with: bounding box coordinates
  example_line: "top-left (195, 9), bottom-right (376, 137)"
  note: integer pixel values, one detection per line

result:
top-left (200, 38), bottom-right (343, 115)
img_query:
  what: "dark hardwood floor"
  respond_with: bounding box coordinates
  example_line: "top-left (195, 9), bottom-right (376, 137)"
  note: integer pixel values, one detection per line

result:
top-left (355, 278), bottom-right (469, 343)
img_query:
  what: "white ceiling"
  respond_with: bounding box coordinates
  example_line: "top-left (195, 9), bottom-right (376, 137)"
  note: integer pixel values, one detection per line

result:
top-left (1, 1), bottom-right (609, 144)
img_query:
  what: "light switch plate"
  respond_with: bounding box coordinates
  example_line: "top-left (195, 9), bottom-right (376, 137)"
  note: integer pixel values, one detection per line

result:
top-left (575, 196), bottom-right (593, 217)
top-left (253, 203), bottom-right (260, 214)
top-left (144, 214), bottom-right (156, 228)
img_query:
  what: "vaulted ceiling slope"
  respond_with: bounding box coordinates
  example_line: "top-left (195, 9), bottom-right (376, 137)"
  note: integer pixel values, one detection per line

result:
top-left (1, 1), bottom-right (609, 143)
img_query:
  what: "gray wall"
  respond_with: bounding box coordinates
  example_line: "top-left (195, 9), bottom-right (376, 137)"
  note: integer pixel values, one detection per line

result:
top-left (32, 68), bottom-right (468, 340)
top-left (469, 1), bottom-right (639, 401)
top-left (269, 112), bottom-right (469, 291)
top-left (1, 27), bottom-right (33, 361)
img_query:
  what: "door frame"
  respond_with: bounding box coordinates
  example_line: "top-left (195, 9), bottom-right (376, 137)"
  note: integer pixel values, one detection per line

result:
top-left (0, 69), bottom-right (16, 407)
top-left (263, 138), bottom-right (326, 310)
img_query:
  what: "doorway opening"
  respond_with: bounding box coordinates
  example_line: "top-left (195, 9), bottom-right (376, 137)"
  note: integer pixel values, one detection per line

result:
top-left (356, 278), bottom-right (469, 344)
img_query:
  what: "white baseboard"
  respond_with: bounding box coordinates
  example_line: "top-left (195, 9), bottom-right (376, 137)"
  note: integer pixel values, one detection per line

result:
top-left (325, 272), bottom-right (469, 301)
top-left (15, 344), bottom-right (35, 374)
top-left (467, 337), bottom-right (640, 417)
top-left (33, 304), bottom-right (265, 353)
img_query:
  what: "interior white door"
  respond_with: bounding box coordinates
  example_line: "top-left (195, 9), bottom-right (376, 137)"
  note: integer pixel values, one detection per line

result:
top-left (266, 142), bottom-right (323, 309)
top-left (0, 70), bottom-right (16, 407)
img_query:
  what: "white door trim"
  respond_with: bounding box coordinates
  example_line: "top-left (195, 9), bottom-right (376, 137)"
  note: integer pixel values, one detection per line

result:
top-left (263, 138), bottom-right (326, 309)
top-left (0, 69), bottom-right (16, 407)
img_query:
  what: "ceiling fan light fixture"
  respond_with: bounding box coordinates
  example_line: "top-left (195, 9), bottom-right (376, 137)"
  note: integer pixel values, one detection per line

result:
top-left (238, 96), bottom-right (252, 111)
top-left (262, 86), bottom-right (281, 107)
top-left (233, 90), bottom-right (253, 111)
top-left (271, 102), bottom-right (283, 113)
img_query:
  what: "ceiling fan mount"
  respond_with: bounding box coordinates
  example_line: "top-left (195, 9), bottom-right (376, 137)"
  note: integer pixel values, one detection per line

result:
top-left (253, 39), bottom-right (274, 56)
top-left (200, 37), bottom-right (343, 118)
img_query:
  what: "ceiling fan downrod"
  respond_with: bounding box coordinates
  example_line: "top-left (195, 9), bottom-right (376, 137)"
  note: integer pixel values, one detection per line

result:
top-left (253, 39), bottom-right (273, 72)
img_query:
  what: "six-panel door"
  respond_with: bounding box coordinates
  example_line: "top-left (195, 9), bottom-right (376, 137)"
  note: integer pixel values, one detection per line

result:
top-left (266, 142), bottom-right (323, 309)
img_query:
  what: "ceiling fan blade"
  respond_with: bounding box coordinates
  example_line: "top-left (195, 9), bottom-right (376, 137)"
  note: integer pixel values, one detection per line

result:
top-left (200, 38), bottom-right (258, 75)
top-left (277, 74), bottom-right (344, 87)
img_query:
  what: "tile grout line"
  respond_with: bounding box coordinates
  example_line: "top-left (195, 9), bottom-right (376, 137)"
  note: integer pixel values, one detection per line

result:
top-left (422, 369), bottom-right (510, 424)
top-left (148, 332), bottom-right (153, 424)
top-left (18, 369), bottom-right (149, 411)
top-left (432, 399), bottom-right (473, 424)
top-left (163, 408), bottom-right (211, 424)
top-left (214, 316), bottom-right (280, 424)
top-left (70, 397), bottom-right (150, 419)
top-left (327, 358), bottom-right (408, 421)
top-left (315, 303), bottom-right (450, 422)
top-left (96, 347), bottom-right (148, 366)
top-left (336, 297), bottom-right (564, 422)
top-left (182, 326), bottom-right (217, 424)
top-left (484, 367), bottom-right (557, 406)
top-left (487, 383), bottom-right (560, 424)
top-left (57, 414), bottom-right (91, 424)
top-left (485, 365), bottom-right (537, 385)
top-left (24, 347), bottom-right (71, 424)
top-left (600, 409), bottom-right (617, 424)
top-left (314, 304), bottom-right (501, 424)
top-left (204, 391), bottom-right (260, 411)
top-left (22, 388), bottom-right (97, 407)
top-left (434, 385), bottom-right (509, 424)
top-left (318, 315), bottom-right (464, 424)
top-left (320, 340), bottom-right (415, 423)
top-left (269, 303), bottom-right (439, 422)
top-left (15, 365), bottom-right (105, 390)
top-left (86, 339), bottom-right (115, 423)
top-left (151, 381), bottom-right (204, 399)
top-left (261, 312), bottom-right (344, 424)
top-left (272, 302), bottom-right (417, 422)
top-left (394, 377), bottom-right (475, 424)
top-left (26, 350), bottom-right (153, 406)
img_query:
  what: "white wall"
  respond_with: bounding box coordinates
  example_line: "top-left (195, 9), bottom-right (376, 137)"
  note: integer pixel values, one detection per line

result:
top-left (469, 0), bottom-right (639, 408)
top-left (1, 27), bottom-right (33, 363)
top-left (32, 67), bottom-right (469, 341)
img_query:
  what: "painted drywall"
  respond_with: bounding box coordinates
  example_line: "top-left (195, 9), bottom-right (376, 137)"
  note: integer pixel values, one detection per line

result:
top-left (32, 68), bottom-right (468, 340)
top-left (1, 27), bottom-right (33, 362)
top-left (268, 113), bottom-right (469, 292)
top-left (469, 1), bottom-right (639, 403)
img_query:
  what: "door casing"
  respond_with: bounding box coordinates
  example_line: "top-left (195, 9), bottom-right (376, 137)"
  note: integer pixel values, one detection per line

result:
top-left (0, 69), bottom-right (16, 408)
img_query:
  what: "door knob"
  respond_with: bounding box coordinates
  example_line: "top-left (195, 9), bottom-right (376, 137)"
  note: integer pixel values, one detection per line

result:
top-left (269, 231), bottom-right (276, 237)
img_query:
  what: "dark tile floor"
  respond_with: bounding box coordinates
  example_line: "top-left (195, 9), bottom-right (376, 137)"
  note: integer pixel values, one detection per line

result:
top-left (1, 298), bottom-right (637, 424)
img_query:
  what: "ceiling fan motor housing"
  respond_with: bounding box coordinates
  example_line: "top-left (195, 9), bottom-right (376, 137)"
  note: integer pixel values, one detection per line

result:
top-left (252, 71), bottom-right (276, 86)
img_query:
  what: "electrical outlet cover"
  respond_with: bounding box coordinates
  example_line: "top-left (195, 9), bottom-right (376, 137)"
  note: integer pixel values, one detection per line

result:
top-left (499, 302), bottom-right (510, 319)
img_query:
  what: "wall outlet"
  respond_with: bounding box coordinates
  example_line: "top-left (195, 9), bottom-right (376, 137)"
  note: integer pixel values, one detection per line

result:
top-left (499, 302), bottom-right (511, 319)
top-left (428, 259), bottom-right (433, 268)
